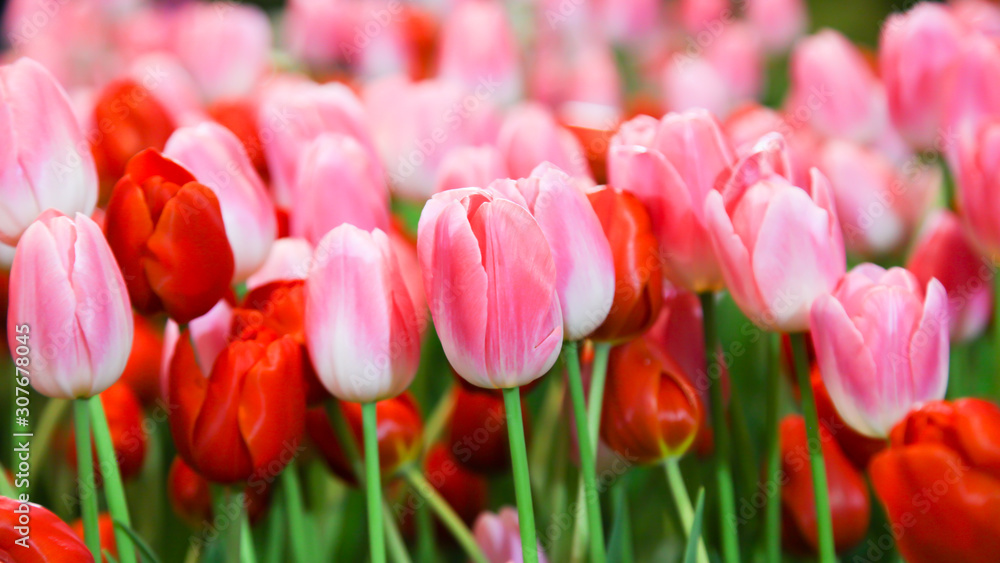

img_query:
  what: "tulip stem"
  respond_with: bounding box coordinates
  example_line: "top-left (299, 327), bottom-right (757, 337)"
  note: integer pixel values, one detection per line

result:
top-left (89, 395), bottom-right (138, 563)
top-left (402, 465), bottom-right (490, 563)
top-left (663, 458), bottom-right (710, 563)
top-left (240, 501), bottom-right (258, 563)
top-left (763, 332), bottom-right (782, 563)
top-left (362, 402), bottom-right (387, 563)
top-left (789, 333), bottom-right (836, 563)
top-left (0, 462), bottom-right (14, 498)
top-left (564, 340), bottom-right (608, 563)
top-left (586, 342), bottom-right (612, 451)
top-left (502, 387), bottom-right (539, 563)
top-left (327, 401), bottom-right (365, 482)
top-left (994, 271), bottom-right (1000, 393)
top-left (699, 292), bottom-right (740, 563)
top-left (280, 462), bottom-right (311, 563)
top-left (74, 400), bottom-right (101, 561)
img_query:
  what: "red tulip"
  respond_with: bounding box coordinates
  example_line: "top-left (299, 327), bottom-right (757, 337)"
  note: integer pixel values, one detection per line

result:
top-left (67, 382), bottom-right (147, 481)
top-left (119, 313), bottom-right (165, 405)
top-left (600, 339), bottom-right (701, 465)
top-left (207, 98), bottom-right (269, 181)
top-left (71, 513), bottom-right (116, 562)
top-left (169, 326), bottom-right (305, 483)
top-left (104, 149), bottom-right (235, 324)
top-left (870, 399), bottom-right (1000, 563)
top-left (586, 186), bottom-right (664, 343)
top-left (306, 393), bottom-right (422, 484)
top-left (167, 456), bottom-right (272, 528)
top-left (780, 415), bottom-right (871, 555)
top-left (0, 496), bottom-right (94, 562)
top-left (423, 443), bottom-right (489, 526)
top-left (446, 381), bottom-right (528, 475)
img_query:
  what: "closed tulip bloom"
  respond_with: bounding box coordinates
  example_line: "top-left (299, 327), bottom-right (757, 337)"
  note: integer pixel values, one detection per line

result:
top-left (943, 32), bottom-right (1000, 139)
top-left (907, 210), bottom-right (993, 342)
top-left (586, 186), bottom-right (664, 342)
top-left (600, 339), bottom-right (702, 465)
top-left (207, 98), bottom-right (269, 181)
top-left (290, 133), bottom-right (390, 245)
top-left (1, 496), bottom-right (94, 562)
top-left (810, 366), bottom-right (886, 470)
top-left (447, 381), bottom-right (522, 474)
top-left (246, 237), bottom-right (313, 290)
top-left (67, 383), bottom-right (147, 481)
top-left (746, 0), bottom-right (808, 52)
top-left (0, 58), bottom-right (97, 245)
top-left (422, 443), bottom-right (489, 526)
top-left (780, 415), bottom-right (870, 555)
top-left (677, 0), bottom-right (729, 34)
top-left (164, 122), bottom-right (277, 282)
top-left (161, 298), bottom-right (234, 403)
top-left (435, 145), bottom-right (508, 194)
top-left (810, 264), bottom-right (948, 438)
top-left (705, 143), bottom-right (845, 331)
top-left (952, 118), bottom-right (1000, 256)
top-left (305, 225), bottom-right (420, 403)
top-left (167, 456), bottom-right (271, 528)
top-left (473, 507), bottom-right (549, 563)
top-left (417, 188), bottom-right (563, 389)
top-left (870, 399), bottom-right (1000, 563)
top-left (497, 103), bottom-right (591, 180)
top-left (169, 327), bottom-right (305, 483)
top-left (104, 149), bottom-right (235, 324)
top-left (7, 212), bottom-right (133, 399)
top-left (437, 0), bottom-right (521, 106)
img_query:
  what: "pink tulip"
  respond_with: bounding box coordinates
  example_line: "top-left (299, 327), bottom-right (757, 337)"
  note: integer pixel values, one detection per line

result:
top-left (417, 188), bottom-right (563, 389)
top-left (880, 3), bottom-right (964, 149)
top-left (745, 0), bottom-right (808, 52)
top-left (787, 30), bottom-right (886, 143)
top-left (437, 0), bottom-right (521, 106)
top-left (0, 58), bottom-right (97, 245)
top-left (304, 224), bottom-right (420, 403)
top-left (247, 237), bottom-right (314, 290)
top-left (608, 109), bottom-right (735, 292)
top-left (290, 133), bottom-right (390, 245)
top-left (164, 122), bottom-right (277, 282)
top-left (817, 139), bottom-right (939, 257)
top-left (7, 212), bottom-right (133, 399)
top-left (677, 0), bottom-right (729, 34)
top-left (498, 102), bottom-right (591, 181)
top-left (951, 118), bottom-right (1000, 257)
top-left (473, 507), bottom-right (549, 563)
top-left (704, 135), bottom-right (845, 331)
top-left (283, 0), bottom-right (360, 67)
top-left (945, 32), bottom-right (1000, 140)
top-left (161, 298), bottom-right (233, 402)
top-left (436, 145), bottom-right (508, 194)
top-left (811, 264), bottom-right (949, 438)
top-left (907, 210), bottom-right (993, 342)
top-left (490, 163), bottom-right (615, 340)
top-left (952, 0), bottom-right (1000, 38)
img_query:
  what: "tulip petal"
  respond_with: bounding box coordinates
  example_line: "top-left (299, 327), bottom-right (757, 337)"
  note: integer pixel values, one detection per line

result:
top-left (240, 336), bottom-right (305, 476)
top-left (908, 279), bottom-right (949, 406)
top-left (704, 190), bottom-right (768, 325)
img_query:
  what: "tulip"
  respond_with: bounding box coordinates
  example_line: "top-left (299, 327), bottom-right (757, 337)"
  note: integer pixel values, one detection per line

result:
top-left (880, 3), bottom-right (964, 149)
top-left (104, 149), bottom-right (235, 324)
top-left (71, 513), bottom-right (117, 562)
top-left (945, 32), bottom-right (1000, 140)
top-left (246, 237), bottom-right (313, 290)
top-left (417, 188), bottom-right (563, 389)
top-left (305, 394), bottom-right (423, 484)
top-left (810, 366), bottom-right (886, 470)
top-left (304, 224), bottom-right (420, 403)
top-left (167, 456), bottom-right (272, 528)
top-left (907, 210), bottom-right (994, 342)
top-left (67, 383), bottom-right (147, 481)
top-left (586, 186), bottom-right (663, 342)
top-left (447, 381), bottom-right (523, 474)
top-left (290, 133), bottom-right (391, 245)
top-left (436, 145), bottom-right (508, 194)
top-left (422, 443), bottom-right (489, 526)
top-left (498, 103), bottom-right (591, 180)
top-left (118, 313), bottom-right (164, 405)
top-left (282, 0), bottom-right (360, 68)
top-left (437, 0), bottom-right (521, 106)
top-left (473, 507), bottom-right (549, 563)
top-left (951, 118), bottom-right (1000, 257)
top-left (677, 0), bottom-right (729, 35)
top-left (780, 415), bottom-right (870, 555)
top-left (746, 0), bottom-right (808, 52)
top-left (0, 496), bottom-right (94, 561)
top-left (169, 326), bottom-right (305, 483)
top-left (160, 298), bottom-right (234, 403)
top-left (608, 110), bottom-right (734, 292)
top-left (704, 142), bottom-right (845, 332)
top-left (952, 0), bottom-right (1000, 37)
top-left (164, 122), bottom-right (277, 282)
top-left (7, 212), bottom-right (133, 399)
top-left (207, 98), bottom-right (269, 180)
top-left (90, 78), bottom-right (176, 199)
top-left (870, 399), bottom-right (1000, 563)
top-left (810, 264), bottom-right (949, 438)
top-left (0, 58), bottom-right (97, 245)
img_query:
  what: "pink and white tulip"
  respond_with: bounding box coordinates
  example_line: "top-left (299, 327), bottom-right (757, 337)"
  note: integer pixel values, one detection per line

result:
top-left (305, 224), bottom-right (420, 403)
top-left (437, 0), bottom-right (521, 106)
top-left (0, 58), bottom-right (97, 245)
top-left (164, 122), bottom-right (277, 282)
top-left (951, 118), bottom-right (1000, 257)
top-left (417, 188), bottom-right (563, 389)
top-left (810, 264), bottom-right (949, 438)
top-left (436, 145), bottom-right (508, 194)
top-left (473, 507), bottom-right (549, 563)
top-left (745, 0), bottom-right (808, 52)
top-left (7, 212), bottom-right (133, 399)
top-left (498, 102), bottom-right (591, 181)
top-left (160, 298), bottom-right (234, 402)
top-left (247, 237), bottom-right (314, 290)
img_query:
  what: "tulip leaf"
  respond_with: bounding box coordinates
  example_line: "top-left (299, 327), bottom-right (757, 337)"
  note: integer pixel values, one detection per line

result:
top-left (113, 519), bottom-right (162, 563)
top-left (103, 550), bottom-right (120, 563)
top-left (682, 489), bottom-right (706, 563)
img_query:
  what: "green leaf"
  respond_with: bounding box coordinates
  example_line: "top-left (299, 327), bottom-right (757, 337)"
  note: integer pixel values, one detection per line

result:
top-left (113, 519), bottom-right (162, 563)
top-left (682, 489), bottom-right (706, 563)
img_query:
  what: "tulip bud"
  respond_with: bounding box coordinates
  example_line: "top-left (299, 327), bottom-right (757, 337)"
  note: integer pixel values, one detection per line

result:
top-left (600, 339), bottom-right (702, 465)
top-left (161, 298), bottom-right (234, 403)
top-left (417, 189), bottom-right (563, 389)
top-left (810, 264), bottom-right (949, 438)
top-left (952, 118), bottom-right (1000, 257)
top-left (104, 149), bottom-right (235, 324)
top-left (447, 381), bottom-right (525, 474)
top-left (423, 443), bottom-right (489, 526)
top-left (67, 383), bottom-right (147, 481)
top-left (207, 98), bottom-right (269, 181)
top-left (7, 212), bottom-right (134, 399)
top-left (473, 506), bottom-right (549, 563)
top-left (164, 122), bottom-right (277, 283)
top-left (436, 146), bottom-right (508, 194)
top-left (437, 0), bottom-right (521, 106)
top-left (780, 415), bottom-right (870, 555)
top-left (810, 366), bottom-right (886, 470)
top-left (746, 0), bottom-right (808, 52)
top-left (586, 186), bottom-right (663, 342)
top-left (0, 58), bottom-right (97, 245)
top-left (305, 394), bottom-right (422, 484)
top-left (498, 103), bottom-right (591, 180)
top-left (1, 496), bottom-right (93, 561)
top-left (167, 456), bottom-right (272, 528)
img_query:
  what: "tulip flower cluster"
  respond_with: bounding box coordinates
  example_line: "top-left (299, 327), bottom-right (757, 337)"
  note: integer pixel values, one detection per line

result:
top-left (2, 0), bottom-right (1000, 562)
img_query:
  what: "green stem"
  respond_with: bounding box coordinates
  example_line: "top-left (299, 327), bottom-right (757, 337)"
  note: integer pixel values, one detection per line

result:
top-left (664, 458), bottom-right (710, 563)
top-left (362, 402), bottom-right (386, 563)
top-left (699, 292), bottom-right (740, 563)
top-left (565, 341), bottom-right (608, 563)
top-left (240, 504), bottom-right (258, 563)
top-left (789, 333), bottom-right (836, 563)
top-left (415, 498), bottom-right (437, 563)
top-left (994, 272), bottom-right (1000, 394)
top-left (607, 482), bottom-right (633, 563)
top-left (212, 486), bottom-right (241, 563)
top-left (402, 466), bottom-right (489, 563)
top-left (586, 342), bottom-right (612, 451)
top-left (383, 500), bottom-right (414, 563)
top-left (763, 333), bottom-right (782, 563)
top-left (502, 387), bottom-right (539, 563)
top-left (327, 401), bottom-right (366, 483)
top-left (421, 386), bottom-right (455, 452)
top-left (0, 462), bottom-right (14, 498)
top-left (74, 400), bottom-right (101, 560)
top-left (29, 398), bottom-right (69, 494)
top-left (89, 395), bottom-right (138, 563)
top-left (281, 462), bottom-right (311, 563)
